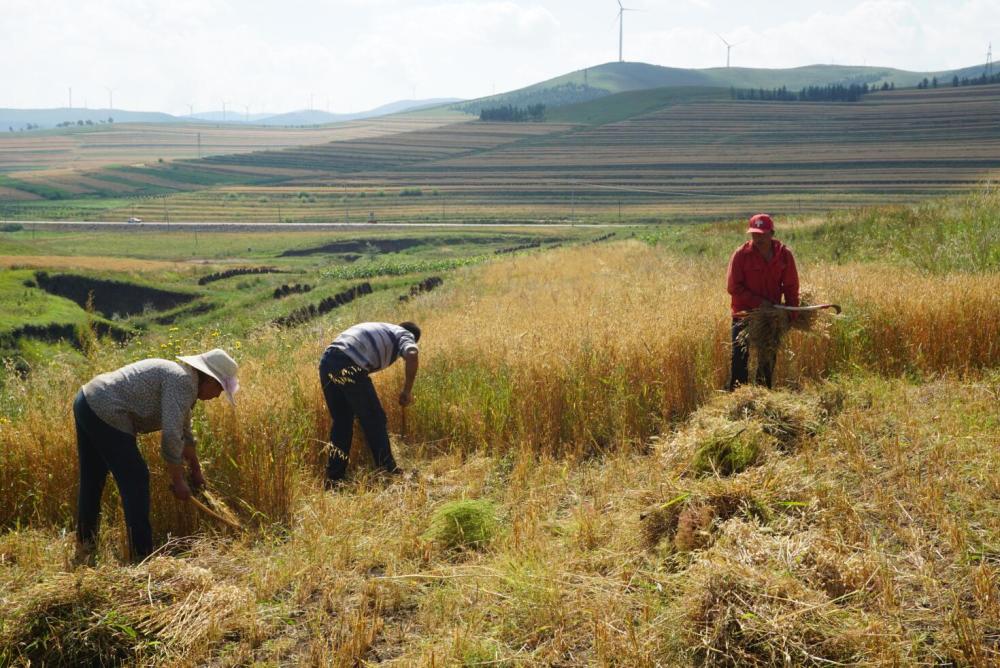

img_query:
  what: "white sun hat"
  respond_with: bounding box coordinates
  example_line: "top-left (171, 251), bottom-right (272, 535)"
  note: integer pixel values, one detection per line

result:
top-left (177, 348), bottom-right (240, 405)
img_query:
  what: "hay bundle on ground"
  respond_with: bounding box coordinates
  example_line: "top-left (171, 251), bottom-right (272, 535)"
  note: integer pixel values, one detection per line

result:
top-left (678, 521), bottom-right (882, 666)
top-left (657, 388), bottom-right (829, 474)
top-left (723, 386), bottom-right (825, 452)
top-left (0, 556), bottom-right (256, 665)
top-left (640, 487), bottom-right (769, 552)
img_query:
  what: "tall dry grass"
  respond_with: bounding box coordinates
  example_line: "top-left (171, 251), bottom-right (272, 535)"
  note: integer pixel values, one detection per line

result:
top-left (2, 241), bottom-right (999, 543)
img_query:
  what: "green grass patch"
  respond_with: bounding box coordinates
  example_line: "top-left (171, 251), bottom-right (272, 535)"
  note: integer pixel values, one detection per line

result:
top-left (0, 270), bottom-right (89, 332)
top-left (424, 499), bottom-right (498, 549)
top-left (0, 174), bottom-right (70, 200)
top-left (546, 86), bottom-right (729, 125)
top-left (692, 425), bottom-right (766, 476)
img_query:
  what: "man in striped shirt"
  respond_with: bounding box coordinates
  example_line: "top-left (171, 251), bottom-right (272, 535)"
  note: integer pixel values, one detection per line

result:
top-left (319, 321), bottom-right (421, 485)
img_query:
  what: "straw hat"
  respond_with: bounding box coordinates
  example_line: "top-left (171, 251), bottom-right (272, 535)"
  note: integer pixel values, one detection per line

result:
top-left (177, 348), bottom-right (240, 405)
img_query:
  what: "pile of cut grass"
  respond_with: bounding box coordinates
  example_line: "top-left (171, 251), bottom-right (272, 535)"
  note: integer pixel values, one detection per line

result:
top-left (423, 499), bottom-right (498, 550)
top-left (0, 556), bottom-right (255, 666)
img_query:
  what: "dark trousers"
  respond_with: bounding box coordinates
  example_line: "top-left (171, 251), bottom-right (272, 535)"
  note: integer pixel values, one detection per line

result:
top-left (74, 390), bottom-right (153, 561)
top-left (319, 349), bottom-right (397, 481)
top-left (728, 318), bottom-right (776, 391)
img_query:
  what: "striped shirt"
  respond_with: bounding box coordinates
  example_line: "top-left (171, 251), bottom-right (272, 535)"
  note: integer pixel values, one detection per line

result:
top-left (328, 322), bottom-right (418, 372)
top-left (81, 359), bottom-right (198, 465)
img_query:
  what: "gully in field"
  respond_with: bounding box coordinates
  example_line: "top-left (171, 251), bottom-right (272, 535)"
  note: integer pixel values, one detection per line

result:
top-left (73, 349), bottom-right (239, 564)
top-left (319, 321), bottom-right (420, 487)
top-left (726, 214), bottom-right (800, 390)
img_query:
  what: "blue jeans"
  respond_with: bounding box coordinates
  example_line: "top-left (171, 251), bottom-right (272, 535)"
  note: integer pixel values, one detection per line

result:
top-left (728, 318), bottom-right (775, 391)
top-left (74, 390), bottom-right (153, 561)
top-left (319, 349), bottom-right (397, 482)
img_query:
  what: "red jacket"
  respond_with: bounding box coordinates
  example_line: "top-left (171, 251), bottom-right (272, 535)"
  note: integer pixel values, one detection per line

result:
top-left (727, 239), bottom-right (799, 317)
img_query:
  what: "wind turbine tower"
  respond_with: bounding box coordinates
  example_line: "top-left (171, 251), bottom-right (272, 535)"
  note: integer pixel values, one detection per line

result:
top-left (617, 0), bottom-right (636, 63)
top-left (717, 34), bottom-right (742, 68)
top-left (988, 42), bottom-right (994, 77)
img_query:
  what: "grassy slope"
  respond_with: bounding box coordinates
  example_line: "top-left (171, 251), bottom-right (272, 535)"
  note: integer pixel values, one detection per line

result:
top-left (545, 86), bottom-right (729, 125)
top-left (455, 60), bottom-right (981, 112)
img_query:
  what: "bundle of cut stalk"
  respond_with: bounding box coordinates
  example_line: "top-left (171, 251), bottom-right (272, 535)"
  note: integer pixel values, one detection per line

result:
top-left (737, 289), bottom-right (838, 363)
top-left (190, 487), bottom-right (243, 531)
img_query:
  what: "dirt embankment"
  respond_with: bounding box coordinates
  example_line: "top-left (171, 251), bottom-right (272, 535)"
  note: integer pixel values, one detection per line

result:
top-left (33, 272), bottom-right (197, 319)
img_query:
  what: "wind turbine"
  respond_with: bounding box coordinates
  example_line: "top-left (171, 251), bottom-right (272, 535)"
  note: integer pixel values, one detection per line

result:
top-left (105, 87), bottom-right (115, 110)
top-left (616, 0), bottom-right (637, 63)
top-left (717, 34), bottom-right (743, 68)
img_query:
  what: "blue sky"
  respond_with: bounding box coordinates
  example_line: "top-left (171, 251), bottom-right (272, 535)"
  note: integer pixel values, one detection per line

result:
top-left (1, 0), bottom-right (996, 114)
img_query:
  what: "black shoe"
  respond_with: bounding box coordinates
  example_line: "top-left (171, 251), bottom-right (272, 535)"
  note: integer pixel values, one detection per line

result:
top-left (324, 476), bottom-right (346, 491)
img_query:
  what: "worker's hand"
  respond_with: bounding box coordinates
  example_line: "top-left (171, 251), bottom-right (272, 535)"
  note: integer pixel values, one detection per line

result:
top-left (171, 477), bottom-right (192, 501)
top-left (398, 390), bottom-right (414, 407)
top-left (189, 468), bottom-right (206, 492)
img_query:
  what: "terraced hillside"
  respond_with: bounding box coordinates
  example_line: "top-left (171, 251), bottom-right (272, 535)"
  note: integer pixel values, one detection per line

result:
top-left (3, 84), bottom-right (1000, 222)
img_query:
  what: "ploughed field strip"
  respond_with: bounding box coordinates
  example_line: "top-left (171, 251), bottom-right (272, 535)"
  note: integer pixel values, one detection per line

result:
top-left (197, 121), bottom-right (574, 172)
top-left (0, 116), bottom-right (454, 177)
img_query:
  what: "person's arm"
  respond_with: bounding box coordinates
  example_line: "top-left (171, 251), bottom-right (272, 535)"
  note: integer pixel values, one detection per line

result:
top-left (399, 349), bottom-right (419, 406)
top-left (161, 383), bottom-right (194, 500)
top-left (727, 251), bottom-right (769, 308)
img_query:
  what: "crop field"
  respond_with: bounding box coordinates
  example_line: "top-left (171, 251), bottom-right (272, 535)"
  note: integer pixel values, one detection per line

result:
top-left (0, 116), bottom-right (456, 177)
top-left (3, 84), bottom-right (1000, 225)
top-left (1, 186), bottom-right (999, 665)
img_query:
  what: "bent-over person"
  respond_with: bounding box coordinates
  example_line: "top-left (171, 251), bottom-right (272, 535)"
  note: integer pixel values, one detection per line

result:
top-left (74, 349), bottom-right (239, 563)
top-left (319, 321), bottom-right (420, 486)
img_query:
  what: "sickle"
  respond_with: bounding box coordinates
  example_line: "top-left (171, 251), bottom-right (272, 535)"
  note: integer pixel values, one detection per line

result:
top-left (773, 304), bottom-right (842, 314)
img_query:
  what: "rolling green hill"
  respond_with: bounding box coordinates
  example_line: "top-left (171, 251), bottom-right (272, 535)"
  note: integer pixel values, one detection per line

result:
top-left (452, 60), bottom-right (993, 115)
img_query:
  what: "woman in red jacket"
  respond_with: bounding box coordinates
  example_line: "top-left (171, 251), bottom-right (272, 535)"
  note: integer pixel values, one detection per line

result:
top-left (726, 213), bottom-right (799, 390)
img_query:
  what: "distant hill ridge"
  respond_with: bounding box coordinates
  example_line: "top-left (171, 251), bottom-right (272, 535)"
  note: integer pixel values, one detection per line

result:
top-left (1, 98), bottom-right (462, 131)
top-left (452, 60), bottom-right (995, 114)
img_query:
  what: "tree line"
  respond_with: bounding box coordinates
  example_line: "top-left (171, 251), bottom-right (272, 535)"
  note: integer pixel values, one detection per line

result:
top-left (946, 72), bottom-right (1000, 88)
top-left (730, 83), bottom-right (887, 103)
top-left (479, 104), bottom-right (546, 122)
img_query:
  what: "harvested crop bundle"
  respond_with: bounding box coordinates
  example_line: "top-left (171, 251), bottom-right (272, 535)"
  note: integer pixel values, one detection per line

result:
top-left (736, 288), bottom-right (840, 367)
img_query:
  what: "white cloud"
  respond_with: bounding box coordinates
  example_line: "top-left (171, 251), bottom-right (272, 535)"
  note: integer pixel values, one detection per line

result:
top-left (0, 0), bottom-right (995, 114)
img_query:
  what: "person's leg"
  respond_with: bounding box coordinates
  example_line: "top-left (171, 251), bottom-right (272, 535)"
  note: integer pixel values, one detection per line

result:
top-left (728, 319), bottom-right (750, 391)
top-left (756, 348), bottom-right (777, 389)
top-left (319, 354), bottom-right (356, 482)
top-left (340, 373), bottom-right (397, 473)
top-left (103, 438), bottom-right (152, 562)
top-left (74, 391), bottom-right (108, 554)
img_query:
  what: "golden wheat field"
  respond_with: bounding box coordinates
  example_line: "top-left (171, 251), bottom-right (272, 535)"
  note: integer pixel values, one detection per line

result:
top-left (1, 238), bottom-right (999, 665)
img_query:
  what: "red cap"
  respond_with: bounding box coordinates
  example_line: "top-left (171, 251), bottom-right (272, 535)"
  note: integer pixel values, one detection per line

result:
top-left (747, 214), bottom-right (774, 234)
